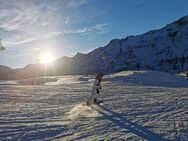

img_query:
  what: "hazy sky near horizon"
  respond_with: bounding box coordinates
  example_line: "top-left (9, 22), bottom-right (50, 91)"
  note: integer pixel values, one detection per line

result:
top-left (0, 0), bottom-right (188, 68)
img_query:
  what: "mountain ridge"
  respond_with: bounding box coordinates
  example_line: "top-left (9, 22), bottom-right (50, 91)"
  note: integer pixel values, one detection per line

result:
top-left (0, 15), bottom-right (188, 79)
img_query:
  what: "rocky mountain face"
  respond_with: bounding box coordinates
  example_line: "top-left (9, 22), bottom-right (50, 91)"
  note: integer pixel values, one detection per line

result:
top-left (0, 15), bottom-right (188, 79)
top-left (58, 15), bottom-right (188, 74)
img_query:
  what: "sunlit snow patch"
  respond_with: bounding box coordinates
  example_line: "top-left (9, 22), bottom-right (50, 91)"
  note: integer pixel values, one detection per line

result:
top-left (66, 103), bottom-right (101, 121)
top-left (18, 77), bottom-right (57, 85)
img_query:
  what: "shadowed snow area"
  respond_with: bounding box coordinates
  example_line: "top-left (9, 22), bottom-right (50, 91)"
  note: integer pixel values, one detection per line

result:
top-left (0, 71), bottom-right (188, 140)
top-left (108, 71), bottom-right (188, 88)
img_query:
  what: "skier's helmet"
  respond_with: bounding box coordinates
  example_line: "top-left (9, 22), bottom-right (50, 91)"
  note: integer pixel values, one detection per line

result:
top-left (96, 72), bottom-right (104, 79)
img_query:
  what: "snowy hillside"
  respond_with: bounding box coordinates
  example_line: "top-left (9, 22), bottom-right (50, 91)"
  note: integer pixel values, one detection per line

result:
top-left (0, 65), bottom-right (18, 80)
top-left (0, 15), bottom-right (188, 79)
top-left (59, 15), bottom-right (188, 74)
top-left (0, 71), bottom-right (188, 140)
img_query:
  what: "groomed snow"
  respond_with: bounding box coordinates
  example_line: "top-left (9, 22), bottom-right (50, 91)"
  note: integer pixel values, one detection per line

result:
top-left (0, 71), bottom-right (188, 140)
top-left (18, 77), bottom-right (58, 85)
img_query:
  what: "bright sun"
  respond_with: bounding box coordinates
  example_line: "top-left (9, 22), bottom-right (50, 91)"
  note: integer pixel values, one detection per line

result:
top-left (39, 52), bottom-right (55, 64)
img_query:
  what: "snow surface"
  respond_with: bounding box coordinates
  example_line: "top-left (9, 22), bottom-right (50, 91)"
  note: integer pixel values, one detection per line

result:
top-left (18, 77), bottom-right (57, 85)
top-left (0, 80), bottom-right (18, 85)
top-left (0, 71), bottom-right (188, 140)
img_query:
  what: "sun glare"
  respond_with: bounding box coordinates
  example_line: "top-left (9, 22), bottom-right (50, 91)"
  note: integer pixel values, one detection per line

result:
top-left (39, 52), bottom-right (55, 64)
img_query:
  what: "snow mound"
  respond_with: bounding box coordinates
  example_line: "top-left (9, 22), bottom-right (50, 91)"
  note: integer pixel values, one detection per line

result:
top-left (0, 80), bottom-right (18, 85)
top-left (46, 76), bottom-right (83, 85)
top-left (78, 76), bottom-right (90, 81)
top-left (66, 103), bottom-right (101, 121)
top-left (18, 77), bottom-right (57, 85)
top-left (109, 70), bottom-right (188, 88)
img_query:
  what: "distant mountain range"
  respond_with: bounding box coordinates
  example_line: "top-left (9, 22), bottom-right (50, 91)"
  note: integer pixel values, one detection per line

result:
top-left (1, 15), bottom-right (188, 80)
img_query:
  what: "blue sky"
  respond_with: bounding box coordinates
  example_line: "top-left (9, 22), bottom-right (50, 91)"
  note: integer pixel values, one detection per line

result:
top-left (0, 0), bottom-right (188, 68)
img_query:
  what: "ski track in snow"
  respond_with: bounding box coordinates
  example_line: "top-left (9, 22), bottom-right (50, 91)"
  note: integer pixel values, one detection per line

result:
top-left (0, 71), bottom-right (188, 141)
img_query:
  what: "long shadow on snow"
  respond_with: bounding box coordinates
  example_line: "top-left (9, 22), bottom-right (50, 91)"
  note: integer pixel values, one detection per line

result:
top-left (93, 105), bottom-right (168, 141)
top-left (0, 123), bottom-right (75, 141)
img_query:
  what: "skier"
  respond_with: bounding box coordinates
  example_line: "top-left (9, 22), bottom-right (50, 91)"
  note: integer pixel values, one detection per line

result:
top-left (86, 72), bottom-right (104, 106)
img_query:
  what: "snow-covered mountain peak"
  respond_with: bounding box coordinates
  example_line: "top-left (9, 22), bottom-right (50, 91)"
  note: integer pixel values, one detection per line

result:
top-left (0, 15), bottom-right (188, 79)
top-left (65, 15), bottom-right (188, 74)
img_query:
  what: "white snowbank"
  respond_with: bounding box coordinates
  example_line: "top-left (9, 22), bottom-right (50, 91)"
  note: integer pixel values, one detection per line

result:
top-left (178, 72), bottom-right (188, 77)
top-left (45, 76), bottom-right (81, 85)
top-left (108, 70), bottom-right (188, 88)
top-left (18, 77), bottom-right (57, 85)
top-left (16, 70), bottom-right (188, 88)
top-left (78, 76), bottom-right (90, 81)
top-left (46, 75), bottom-right (94, 85)
top-left (0, 80), bottom-right (18, 85)
top-left (66, 103), bottom-right (101, 121)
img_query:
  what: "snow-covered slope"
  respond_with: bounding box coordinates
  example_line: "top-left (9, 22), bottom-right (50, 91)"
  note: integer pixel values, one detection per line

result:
top-left (61, 15), bottom-right (188, 74)
top-left (0, 65), bottom-right (18, 80)
top-left (18, 77), bottom-right (57, 85)
top-left (0, 71), bottom-right (188, 140)
top-left (108, 70), bottom-right (188, 88)
top-left (0, 15), bottom-right (188, 80)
